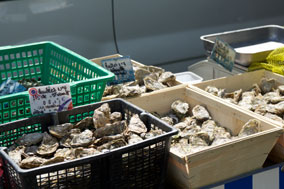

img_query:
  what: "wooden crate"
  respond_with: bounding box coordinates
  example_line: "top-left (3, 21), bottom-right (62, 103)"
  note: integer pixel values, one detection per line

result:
top-left (128, 85), bottom-right (282, 188)
top-left (90, 54), bottom-right (185, 101)
top-left (190, 69), bottom-right (284, 162)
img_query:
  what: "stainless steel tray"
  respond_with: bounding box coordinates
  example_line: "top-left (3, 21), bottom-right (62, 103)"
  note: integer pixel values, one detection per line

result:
top-left (200, 25), bottom-right (284, 66)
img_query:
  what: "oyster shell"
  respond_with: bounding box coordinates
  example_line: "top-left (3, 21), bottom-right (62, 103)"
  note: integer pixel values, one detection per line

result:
top-left (55, 148), bottom-right (75, 160)
top-left (134, 68), bottom-right (151, 85)
top-left (192, 105), bottom-right (210, 121)
top-left (238, 91), bottom-right (256, 110)
top-left (128, 133), bottom-right (144, 145)
top-left (75, 117), bottom-right (93, 130)
top-left (37, 132), bottom-right (59, 156)
top-left (94, 121), bottom-right (126, 138)
top-left (238, 119), bottom-right (260, 137)
top-left (260, 78), bottom-right (276, 94)
top-left (214, 126), bottom-right (231, 139)
top-left (118, 85), bottom-right (142, 98)
top-left (264, 113), bottom-right (284, 125)
top-left (49, 123), bottom-right (73, 139)
top-left (158, 72), bottom-right (176, 85)
top-left (205, 86), bottom-right (225, 97)
top-left (97, 139), bottom-right (127, 151)
top-left (110, 112), bottom-right (122, 123)
top-left (171, 100), bottom-right (189, 118)
top-left (161, 116), bottom-right (174, 125)
top-left (42, 156), bottom-right (64, 166)
top-left (74, 147), bottom-right (100, 158)
top-left (189, 135), bottom-right (208, 147)
top-left (16, 133), bottom-right (44, 146)
top-left (173, 122), bottom-right (188, 130)
top-left (278, 85), bottom-right (284, 95)
top-left (144, 77), bottom-right (167, 91)
top-left (224, 89), bottom-right (242, 103)
top-left (8, 146), bottom-right (25, 165)
top-left (94, 134), bottom-right (124, 146)
top-left (20, 156), bottom-right (47, 169)
top-left (93, 110), bottom-right (109, 129)
top-left (24, 146), bottom-right (38, 156)
top-left (201, 120), bottom-right (217, 142)
top-left (251, 83), bottom-right (262, 95)
top-left (211, 138), bottom-right (232, 146)
top-left (70, 129), bottom-right (93, 147)
top-left (127, 114), bottom-right (147, 134)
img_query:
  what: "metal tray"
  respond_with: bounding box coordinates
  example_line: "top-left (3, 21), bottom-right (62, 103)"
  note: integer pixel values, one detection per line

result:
top-left (200, 25), bottom-right (284, 66)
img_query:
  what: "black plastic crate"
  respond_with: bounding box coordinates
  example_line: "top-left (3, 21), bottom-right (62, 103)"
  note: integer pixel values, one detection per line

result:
top-left (0, 99), bottom-right (177, 188)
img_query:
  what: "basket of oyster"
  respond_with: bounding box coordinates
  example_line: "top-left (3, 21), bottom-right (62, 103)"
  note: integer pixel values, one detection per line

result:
top-left (91, 54), bottom-right (184, 100)
top-left (125, 85), bottom-right (283, 188)
top-left (0, 99), bottom-right (177, 189)
top-left (189, 69), bottom-right (284, 162)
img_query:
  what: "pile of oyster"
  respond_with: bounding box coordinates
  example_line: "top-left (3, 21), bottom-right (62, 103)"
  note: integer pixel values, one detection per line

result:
top-left (205, 78), bottom-right (284, 125)
top-left (18, 78), bottom-right (42, 89)
top-left (156, 100), bottom-right (260, 156)
top-left (7, 103), bottom-right (164, 169)
top-left (103, 64), bottom-right (177, 99)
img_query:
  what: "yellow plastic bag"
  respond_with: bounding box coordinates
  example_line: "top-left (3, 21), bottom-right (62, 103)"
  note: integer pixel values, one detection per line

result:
top-left (248, 47), bottom-right (284, 75)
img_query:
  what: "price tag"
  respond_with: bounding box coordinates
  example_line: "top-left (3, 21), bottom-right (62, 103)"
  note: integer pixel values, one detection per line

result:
top-left (210, 38), bottom-right (236, 72)
top-left (28, 83), bottom-right (73, 115)
top-left (101, 56), bottom-right (135, 85)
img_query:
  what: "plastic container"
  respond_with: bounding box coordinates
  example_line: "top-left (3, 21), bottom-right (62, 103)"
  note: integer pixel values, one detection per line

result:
top-left (0, 41), bottom-right (115, 123)
top-left (174, 71), bottom-right (203, 84)
top-left (0, 99), bottom-right (177, 188)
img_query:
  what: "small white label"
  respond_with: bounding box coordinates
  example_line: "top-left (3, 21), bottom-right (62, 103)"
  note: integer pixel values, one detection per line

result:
top-left (101, 56), bottom-right (135, 85)
top-left (210, 38), bottom-right (236, 72)
top-left (28, 83), bottom-right (73, 115)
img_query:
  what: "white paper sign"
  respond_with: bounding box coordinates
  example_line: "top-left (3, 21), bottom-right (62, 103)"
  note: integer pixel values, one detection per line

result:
top-left (28, 83), bottom-right (73, 115)
top-left (101, 56), bottom-right (135, 85)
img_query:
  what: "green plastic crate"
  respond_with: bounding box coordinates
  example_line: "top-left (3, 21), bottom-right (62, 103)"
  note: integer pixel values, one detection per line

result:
top-left (0, 41), bottom-right (114, 123)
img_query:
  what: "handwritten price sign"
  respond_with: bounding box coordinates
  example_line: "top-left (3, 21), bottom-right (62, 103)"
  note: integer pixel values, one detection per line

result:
top-left (28, 83), bottom-right (73, 115)
top-left (101, 56), bottom-right (135, 85)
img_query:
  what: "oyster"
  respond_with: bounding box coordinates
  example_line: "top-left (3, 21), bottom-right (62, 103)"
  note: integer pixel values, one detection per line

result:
top-left (118, 85), bottom-right (142, 98)
top-left (211, 138), bottom-right (232, 146)
top-left (205, 86), bottom-right (225, 97)
top-left (20, 156), bottom-right (47, 169)
top-left (144, 77), bottom-right (166, 91)
top-left (173, 122), bottom-right (188, 130)
top-left (189, 135), bottom-right (208, 147)
top-left (158, 72), bottom-right (176, 85)
top-left (110, 112), bottom-right (122, 123)
top-left (97, 139), bottom-right (127, 151)
top-left (8, 146), bottom-right (25, 165)
top-left (224, 89), bottom-right (242, 103)
top-left (93, 110), bottom-right (109, 129)
top-left (94, 121), bottom-right (126, 138)
top-left (274, 101), bottom-right (284, 115)
top-left (24, 146), bottom-right (38, 156)
top-left (214, 126), bottom-right (231, 139)
top-left (74, 147), bottom-right (100, 158)
top-left (94, 134), bottom-right (124, 146)
top-left (16, 133), bottom-right (44, 147)
top-left (171, 100), bottom-right (189, 118)
top-left (260, 78), bottom-right (276, 94)
top-left (192, 105), bottom-right (210, 121)
top-left (97, 103), bottom-right (111, 117)
top-left (70, 129), bottom-right (93, 147)
top-left (238, 91), bottom-right (256, 110)
top-left (55, 148), bottom-right (75, 160)
top-left (127, 114), bottom-right (147, 134)
top-left (75, 117), bottom-right (93, 130)
top-left (37, 132), bottom-right (59, 156)
top-left (42, 156), bottom-right (64, 166)
top-left (264, 113), bottom-right (284, 125)
top-left (238, 119), bottom-right (260, 137)
top-left (278, 85), bottom-right (284, 95)
top-left (201, 120), bottom-right (217, 142)
top-left (128, 133), bottom-right (144, 145)
top-left (161, 116), bottom-right (174, 125)
top-left (49, 123), bottom-right (73, 139)
top-left (135, 68), bottom-right (151, 85)
top-left (251, 83), bottom-right (262, 95)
